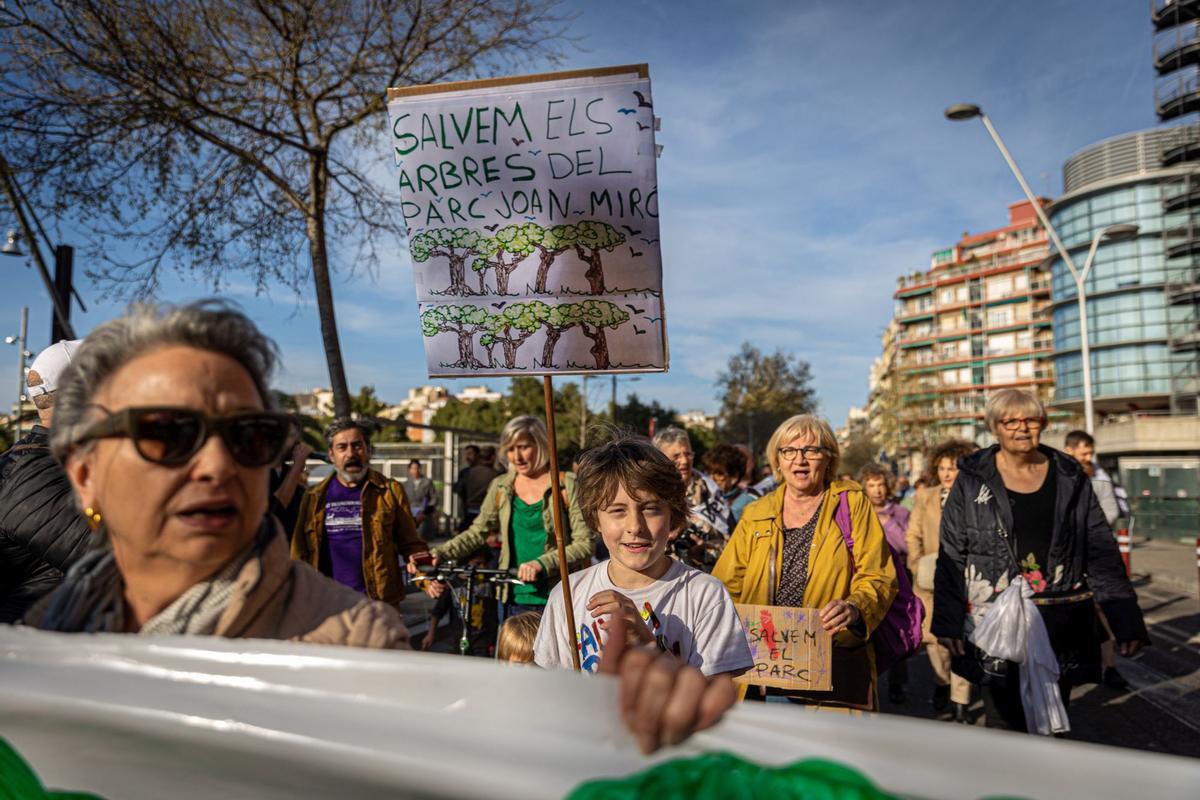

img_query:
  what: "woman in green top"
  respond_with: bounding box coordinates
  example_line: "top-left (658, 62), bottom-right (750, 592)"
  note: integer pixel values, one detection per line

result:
top-left (417, 415), bottom-right (594, 620)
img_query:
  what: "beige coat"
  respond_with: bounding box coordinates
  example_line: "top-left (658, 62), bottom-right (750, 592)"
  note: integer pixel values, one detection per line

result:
top-left (217, 531), bottom-right (410, 648)
top-left (905, 485), bottom-right (942, 644)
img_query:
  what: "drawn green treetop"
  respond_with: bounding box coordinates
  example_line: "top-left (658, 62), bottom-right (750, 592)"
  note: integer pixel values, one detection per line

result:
top-left (549, 221), bottom-right (625, 295)
top-left (410, 228), bottom-right (488, 296)
top-left (479, 301), bottom-right (545, 368)
top-left (473, 223), bottom-right (540, 295)
top-left (420, 304), bottom-right (490, 368)
top-left (539, 299), bottom-right (629, 369)
top-left (415, 220), bottom-right (629, 298)
top-left (422, 299), bottom-right (633, 371)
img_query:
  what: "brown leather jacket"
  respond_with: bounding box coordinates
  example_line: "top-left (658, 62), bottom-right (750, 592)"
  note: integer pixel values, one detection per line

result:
top-left (291, 470), bottom-right (428, 607)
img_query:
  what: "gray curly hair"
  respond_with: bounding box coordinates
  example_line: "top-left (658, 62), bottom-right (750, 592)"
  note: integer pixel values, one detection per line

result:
top-left (50, 300), bottom-right (279, 461)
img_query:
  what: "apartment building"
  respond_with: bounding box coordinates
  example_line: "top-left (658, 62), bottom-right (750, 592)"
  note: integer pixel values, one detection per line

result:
top-left (885, 199), bottom-right (1055, 467)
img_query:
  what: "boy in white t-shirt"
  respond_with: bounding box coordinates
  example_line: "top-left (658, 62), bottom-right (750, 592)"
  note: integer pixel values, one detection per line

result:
top-left (534, 435), bottom-right (753, 682)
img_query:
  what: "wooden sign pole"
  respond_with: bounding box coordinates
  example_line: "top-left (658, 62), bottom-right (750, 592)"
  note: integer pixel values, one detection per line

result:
top-left (543, 375), bottom-right (581, 672)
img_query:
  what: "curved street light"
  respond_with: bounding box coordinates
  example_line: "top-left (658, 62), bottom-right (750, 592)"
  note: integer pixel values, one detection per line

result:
top-left (945, 103), bottom-right (1132, 433)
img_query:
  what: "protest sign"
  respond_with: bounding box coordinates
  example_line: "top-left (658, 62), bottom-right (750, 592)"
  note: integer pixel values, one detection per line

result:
top-left (733, 604), bottom-right (833, 691)
top-left (387, 65), bottom-right (666, 377)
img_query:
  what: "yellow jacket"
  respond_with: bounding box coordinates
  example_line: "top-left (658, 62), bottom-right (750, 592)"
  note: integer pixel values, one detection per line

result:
top-left (713, 480), bottom-right (898, 706)
top-left (715, 479), bottom-right (897, 710)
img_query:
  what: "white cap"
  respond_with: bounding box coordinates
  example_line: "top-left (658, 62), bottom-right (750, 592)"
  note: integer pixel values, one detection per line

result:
top-left (27, 339), bottom-right (83, 397)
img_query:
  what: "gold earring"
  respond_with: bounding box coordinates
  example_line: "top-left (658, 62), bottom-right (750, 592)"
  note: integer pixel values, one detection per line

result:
top-left (84, 506), bottom-right (102, 532)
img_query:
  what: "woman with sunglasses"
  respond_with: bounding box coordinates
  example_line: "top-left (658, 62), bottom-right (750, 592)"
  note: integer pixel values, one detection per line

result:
top-left (932, 389), bottom-right (1149, 732)
top-left (22, 301), bottom-right (409, 645)
top-left (713, 415), bottom-right (897, 710)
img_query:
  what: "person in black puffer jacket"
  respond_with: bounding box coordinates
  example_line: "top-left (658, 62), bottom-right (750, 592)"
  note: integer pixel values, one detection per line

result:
top-left (932, 389), bottom-right (1149, 732)
top-left (0, 341), bottom-right (93, 623)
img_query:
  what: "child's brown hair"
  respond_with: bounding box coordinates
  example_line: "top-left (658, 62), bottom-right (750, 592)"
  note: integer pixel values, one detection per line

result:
top-left (497, 610), bottom-right (542, 663)
top-left (574, 433), bottom-right (689, 533)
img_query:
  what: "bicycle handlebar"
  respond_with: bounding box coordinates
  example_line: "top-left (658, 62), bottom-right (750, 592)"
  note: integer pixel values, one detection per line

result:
top-left (415, 562), bottom-right (523, 583)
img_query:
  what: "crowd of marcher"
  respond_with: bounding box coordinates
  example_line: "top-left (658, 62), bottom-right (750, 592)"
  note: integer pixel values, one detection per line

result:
top-left (0, 300), bottom-right (1149, 753)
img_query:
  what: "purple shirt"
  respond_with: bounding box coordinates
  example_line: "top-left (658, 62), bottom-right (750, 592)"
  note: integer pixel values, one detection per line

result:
top-left (876, 501), bottom-right (910, 556)
top-left (324, 479), bottom-right (366, 593)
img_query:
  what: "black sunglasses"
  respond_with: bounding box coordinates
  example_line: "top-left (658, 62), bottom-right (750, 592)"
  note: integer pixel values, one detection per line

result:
top-left (77, 406), bottom-right (293, 467)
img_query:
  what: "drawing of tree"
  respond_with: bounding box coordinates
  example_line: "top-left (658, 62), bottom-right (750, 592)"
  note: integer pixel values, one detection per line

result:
top-left (560, 221), bottom-right (625, 295)
top-left (536, 301), bottom-right (575, 368)
top-left (419, 305), bottom-right (489, 368)
top-left (574, 300), bottom-right (629, 369)
top-left (531, 225), bottom-right (571, 294)
top-left (480, 302), bottom-right (545, 368)
top-left (410, 228), bottom-right (487, 296)
top-left (475, 223), bottom-right (539, 295)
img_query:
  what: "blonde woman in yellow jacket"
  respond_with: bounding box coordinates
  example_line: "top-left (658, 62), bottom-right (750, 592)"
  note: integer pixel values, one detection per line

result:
top-left (713, 415), bottom-right (898, 710)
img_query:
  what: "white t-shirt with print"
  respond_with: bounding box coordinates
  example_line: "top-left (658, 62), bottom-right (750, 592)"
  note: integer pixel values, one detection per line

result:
top-left (533, 559), bottom-right (753, 676)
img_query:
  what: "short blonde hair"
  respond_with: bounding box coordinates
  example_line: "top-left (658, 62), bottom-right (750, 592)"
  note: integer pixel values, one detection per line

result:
top-left (766, 414), bottom-right (840, 487)
top-left (984, 389), bottom-right (1046, 434)
top-left (499, 415), bottom-right (550, 474)
top-left (497, 610), bottom-right (542, 663)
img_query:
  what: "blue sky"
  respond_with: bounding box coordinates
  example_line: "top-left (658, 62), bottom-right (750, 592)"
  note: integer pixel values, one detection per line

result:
top-left (0, 0), bottom-right (1157, 427)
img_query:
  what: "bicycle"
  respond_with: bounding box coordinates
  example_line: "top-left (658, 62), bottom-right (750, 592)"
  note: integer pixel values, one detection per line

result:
top-left (414, 561), bottom-right (525, 656)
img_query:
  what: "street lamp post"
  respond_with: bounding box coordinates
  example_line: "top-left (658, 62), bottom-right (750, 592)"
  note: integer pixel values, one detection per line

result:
top-left (609, 375), bottom-right (640, 427)
top-left (5, 307), bottom-right (29, 440)
top-left (0, 151), bottom-right (79, 341)
top-left (945, 103), bottom-right (1139, 433)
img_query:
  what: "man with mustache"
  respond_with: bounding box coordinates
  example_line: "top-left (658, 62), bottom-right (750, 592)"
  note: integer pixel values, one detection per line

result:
top-left (292, 419), bottom-right (430, 606)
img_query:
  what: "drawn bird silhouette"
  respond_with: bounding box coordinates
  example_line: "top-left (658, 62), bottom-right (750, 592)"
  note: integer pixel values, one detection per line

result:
top-left (629, 246), bottom-right (643, 257)
top-left (480, 190), bottom-right (493, 197)
top-left (637, 122), bottom-right (650, 131)
top-left (640, 237), bottom-right (659, 245)
top-left (625, 303), bottom-right (646, 314)
top-left (633, 325), bottom-right (646, 335)
top-left (633, 90), bottom-right (653, 109)
top-left (528, 149), bottom-right (542, 156)
top-left (617, 108), bottom-right (636, 115)
top-left (621, 225), bottom-right (642, 236)
top-left (433, 196), bottom-right (445, 204)
top-left (484, 224), bottom-right (499, 232)
top-left (492, 302), bottom-right (507, 309)
top-left (512, 137), bottom-right (525, 146)
top-left (643, 316), bottom-right (661, 324)
top-left (524, 215), bottom-right (537, 221)
top-left (572, 209), bottom-right (585, 216)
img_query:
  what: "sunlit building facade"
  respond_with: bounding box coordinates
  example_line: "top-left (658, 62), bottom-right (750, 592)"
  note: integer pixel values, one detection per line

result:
top-left (887, 200), bottom-right (1054, 468)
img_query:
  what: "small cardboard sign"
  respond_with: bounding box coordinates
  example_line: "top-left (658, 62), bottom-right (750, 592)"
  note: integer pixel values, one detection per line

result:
top-left (733, 604), bottom-right (832, 691)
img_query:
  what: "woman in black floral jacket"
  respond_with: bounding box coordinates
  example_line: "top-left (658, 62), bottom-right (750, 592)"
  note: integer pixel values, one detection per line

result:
top-left (932, 389), bottom-right (1148, 731)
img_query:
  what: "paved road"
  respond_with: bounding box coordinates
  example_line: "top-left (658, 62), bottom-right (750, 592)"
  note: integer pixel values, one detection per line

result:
top-left (879, 575), bottom-right (1200, 758)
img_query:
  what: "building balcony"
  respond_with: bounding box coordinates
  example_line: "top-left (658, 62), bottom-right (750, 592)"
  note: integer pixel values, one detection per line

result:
top-left (1154, 0), bottom-right (1200, 32)
top-left (1167, 267), bottom-right (1200, 302)
top-left (1156, 68), bottom-right (1200, 121)
top-left (1154, 23), bottom-right (1200, 74)
top-left (1160, 122), bottom-right (1200, 165)
top-left (1164, 221), bottom-right (1200, 257)
top-left (1044, 412), bottom-right (1200, 456)
top-left (1170, 324), bottom-right (1200, 351)
top-left (1161, 177), bottom-right (1200, 212)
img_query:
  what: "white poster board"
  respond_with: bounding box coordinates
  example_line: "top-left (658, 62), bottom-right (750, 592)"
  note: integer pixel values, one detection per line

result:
top-left (386, 65), bottom-right (667, 377)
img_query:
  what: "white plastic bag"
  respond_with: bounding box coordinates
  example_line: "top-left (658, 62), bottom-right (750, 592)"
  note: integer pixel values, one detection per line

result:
top-left (969, 577), bottom-right (1028, 663)
top-left (968, 576), bottom-right (1069, 735)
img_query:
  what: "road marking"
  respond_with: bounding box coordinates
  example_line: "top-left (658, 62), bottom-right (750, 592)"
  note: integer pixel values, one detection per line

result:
top-left (1117, 658), bottom-right (1200, 737)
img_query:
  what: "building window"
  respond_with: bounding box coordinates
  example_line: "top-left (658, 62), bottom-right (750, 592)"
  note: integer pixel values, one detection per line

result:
top-left (988, 308), bottom-right (1011, 327)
